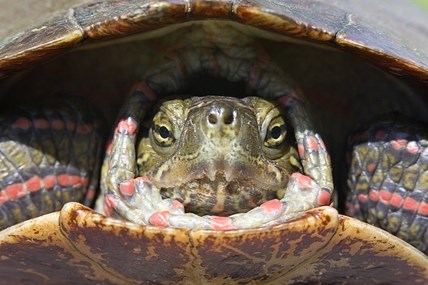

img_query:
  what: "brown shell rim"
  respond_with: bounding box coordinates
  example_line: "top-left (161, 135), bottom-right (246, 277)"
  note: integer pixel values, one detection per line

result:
top-left (0, 0), bottom-right (427, 82)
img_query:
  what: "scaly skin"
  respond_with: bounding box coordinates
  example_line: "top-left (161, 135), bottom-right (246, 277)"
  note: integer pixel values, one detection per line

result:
top-left (347, 114), bottom-right (428, 254)
top-left (0, 97), bottom-right (103, 229)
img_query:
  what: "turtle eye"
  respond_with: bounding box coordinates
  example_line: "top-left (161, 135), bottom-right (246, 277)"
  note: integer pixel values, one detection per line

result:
top-left (152, 121), bottom-right (175, 146)
top-left (264, 118), bottom-right (286, 148)
top-left (159, 126), bottom-right (170, 139)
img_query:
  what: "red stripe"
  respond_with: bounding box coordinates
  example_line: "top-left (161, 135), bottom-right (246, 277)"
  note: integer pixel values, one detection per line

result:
top-left (369, 190), bottom-right (379, 202)
top-left (390, 193), bottom-right (404, 208)
top-left (76, 124), bottom-right (93, 135)
top-left (391, 139), bottom-right (407, 150)
top-left (379, 189), bottom-right (392, 201)
top-left (417, 202), bottom-right (428, 216)
top-left (132, 81), bottom-right (157, 101)
top-left (66, 121), bottom-right (76, 131)
top-left (403, 197), bottom-right (419, 212)
top-left (58, 174), bottom-right (81, 187)
top-left (58, 175), bottom-right (68, 186)
top-left (69, 175), bottom-right (81, 185)
top-left (51, 119), bottom-right (65, 130)
top-left (35, 118), bottom-right (49, 129)
top-left (375, 130), bottom-right (388, 140)
top-left (81, 177), bottom-right (89, 187)
top-left (277, 96), bottom-right (293, 108)
top-left (358, 194), bottom-right (368, 203)
top-left (12, 118), bottom-right (32, 130)
top-left (43, 175), bottom-right (56, 189)
top-left (5, 183), bottom-right (24, 200)
top-left (26, 176), bottom-right (41, 192)
top-left (366, 164), bottom-right (376, 172)
top-left (84, 187), bottom-right (96, 201)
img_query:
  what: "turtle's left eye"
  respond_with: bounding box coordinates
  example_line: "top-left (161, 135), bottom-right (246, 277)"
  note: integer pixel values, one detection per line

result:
top-left (264, 117), bottom-right (286, 148)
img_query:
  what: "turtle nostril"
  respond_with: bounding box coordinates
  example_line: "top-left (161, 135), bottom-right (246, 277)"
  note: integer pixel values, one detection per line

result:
top-left (208, 113), bottom-right (218, 125)
top-left (223, 110), bottom-right (234, 125)
top-left (207, 107), bottom-right (235, 126)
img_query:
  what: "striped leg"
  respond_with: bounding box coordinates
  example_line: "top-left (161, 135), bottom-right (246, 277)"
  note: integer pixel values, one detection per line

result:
top-left (0, 97), bottom-right (103, 229)
top-left (346, 114), bottom-right (428, 254)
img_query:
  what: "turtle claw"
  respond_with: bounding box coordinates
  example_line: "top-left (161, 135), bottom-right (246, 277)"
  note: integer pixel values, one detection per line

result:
top-left (140, 173), bottom-right (331, 230)
top-left (111, 177), bottom-right (188, 227)
top-left (295, 130), bottom-right (333, 191)
top-left (282, 172), bottom-right (331, 209)
top-left (230, 199), bottom-right (287, 228)
top-left (258, 173), bottom-right (333, 227)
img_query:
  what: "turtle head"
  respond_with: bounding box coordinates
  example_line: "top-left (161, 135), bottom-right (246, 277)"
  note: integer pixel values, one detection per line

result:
top-left (137, 96), bottom-right (301, 215)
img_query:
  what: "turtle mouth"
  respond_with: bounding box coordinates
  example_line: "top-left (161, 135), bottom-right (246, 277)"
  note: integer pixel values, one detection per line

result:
top-left (159, 171), bottom-right (280, 216)
top-left (150, 156), bottom-right (289, 191)
top-left (149, 148), bottom-right (290, 215)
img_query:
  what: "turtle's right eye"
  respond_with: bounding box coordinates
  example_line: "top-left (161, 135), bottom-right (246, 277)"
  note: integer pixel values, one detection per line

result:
top-left (152, 121), bottom-right (175, 146)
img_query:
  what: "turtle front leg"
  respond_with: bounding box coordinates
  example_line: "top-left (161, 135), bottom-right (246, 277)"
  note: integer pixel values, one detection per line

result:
top-left (99, 82), bottom-right (157, 221)
top-left (116, 174), bottom-right (330, 230)
top-left (98, 83), bottom-right (187, 225)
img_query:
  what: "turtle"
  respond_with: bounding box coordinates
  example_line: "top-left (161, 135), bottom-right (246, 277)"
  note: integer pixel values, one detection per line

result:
top-left (0, 0), bottom-right (427, 284)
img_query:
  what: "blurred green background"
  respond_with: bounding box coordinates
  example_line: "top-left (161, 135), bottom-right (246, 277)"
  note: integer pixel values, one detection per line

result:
top-left (413, 0), bottom-right (428, 10)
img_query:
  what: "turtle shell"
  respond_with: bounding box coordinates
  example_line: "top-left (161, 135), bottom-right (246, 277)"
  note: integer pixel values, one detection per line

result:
top-left (0, 0), bottom-right (428, 80)
top-left (0, 0), bottom-right (428, 284)
top-left (0, 202), bottom-right (427, 284)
